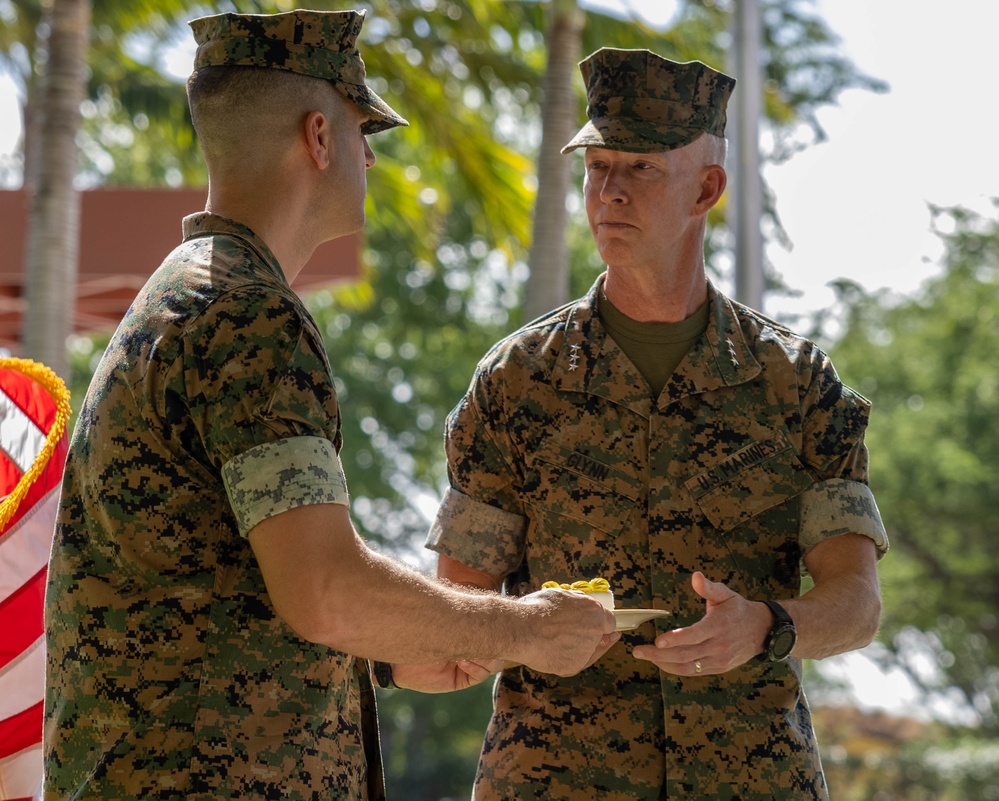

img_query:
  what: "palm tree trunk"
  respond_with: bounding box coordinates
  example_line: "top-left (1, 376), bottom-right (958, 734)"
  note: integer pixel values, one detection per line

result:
top-left (21, 100), bottom-right (44, 194)
top-left (522, 0), bottom-right (583, 322)
top-left (21, 0), bottom-right (91, 379)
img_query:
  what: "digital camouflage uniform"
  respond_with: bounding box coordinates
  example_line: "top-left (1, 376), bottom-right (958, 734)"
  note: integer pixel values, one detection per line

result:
top-left (45, 213), bottom-right (383, 800)
top-left (45, 10), bottom-right (406, 800)
top-left (428, 48), bottom-right (887, 799)
top-left (428, 277), bottom-right (888, 800)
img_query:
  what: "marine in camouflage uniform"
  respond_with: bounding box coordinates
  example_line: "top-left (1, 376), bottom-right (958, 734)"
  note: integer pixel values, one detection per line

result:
top-left (426, 49), bottom-right (888, 799)
top-left (44, 11), bottom-right (405, 800)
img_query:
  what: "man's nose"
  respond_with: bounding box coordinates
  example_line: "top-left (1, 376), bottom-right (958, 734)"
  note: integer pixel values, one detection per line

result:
top-left (599, 169), bottom-right (627, 203)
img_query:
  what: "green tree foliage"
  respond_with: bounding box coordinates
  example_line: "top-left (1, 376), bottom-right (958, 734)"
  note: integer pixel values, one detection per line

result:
top-left (378, 682), bottom-right (495, 800)
top-left (1, 0), bottom-right (209, 185)
top-left (820, 722), bottom-right (999, 801)
top-left (823, 201), bottom-right (999, 797)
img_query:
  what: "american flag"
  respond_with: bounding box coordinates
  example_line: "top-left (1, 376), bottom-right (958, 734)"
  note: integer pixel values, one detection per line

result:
top-left (0, 360), bottom-right (70, 801)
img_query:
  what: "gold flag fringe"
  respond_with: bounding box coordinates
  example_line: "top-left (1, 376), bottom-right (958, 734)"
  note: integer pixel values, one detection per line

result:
top-left (0, 358), bottom-right (72, 532)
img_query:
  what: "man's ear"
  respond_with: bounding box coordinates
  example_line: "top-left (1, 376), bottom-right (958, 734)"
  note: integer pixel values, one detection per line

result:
top-left (304, 110), bottom-right (332, 170)
top-left (694, 164), bottom-right (727, 216)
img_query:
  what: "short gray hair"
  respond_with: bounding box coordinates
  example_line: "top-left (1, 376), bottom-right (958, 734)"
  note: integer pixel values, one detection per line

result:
top-left (699, 133), bottom-right (728, 167)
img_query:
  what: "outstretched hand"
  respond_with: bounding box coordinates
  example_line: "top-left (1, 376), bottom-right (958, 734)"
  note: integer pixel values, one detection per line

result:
top-left (391, 658), bottom-right (504, 693)
top-left (391, 588), bottom-right (618, 689)
top-left (514, 588), bottom-right (619, 677)
top-left (631, 572), bottom-right (769, 676)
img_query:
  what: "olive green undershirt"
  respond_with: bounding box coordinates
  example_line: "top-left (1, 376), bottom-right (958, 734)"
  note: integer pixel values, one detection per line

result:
top-left (597, 291), bottom-right (709, 398)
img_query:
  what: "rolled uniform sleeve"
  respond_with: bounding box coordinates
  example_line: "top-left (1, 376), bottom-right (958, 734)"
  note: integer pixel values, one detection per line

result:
top-left (222, 436), bottom-right (349, 537)
top-left (184, 284), bottom-right (347, 529)
top-left (428, 486), bottom-right (527, 577)
top-left (799, 478), bottom-right (888, 558)
top-left (426, 385), bottom-right (529, 578)
top-left (797, 352), bottom-right (889, 558)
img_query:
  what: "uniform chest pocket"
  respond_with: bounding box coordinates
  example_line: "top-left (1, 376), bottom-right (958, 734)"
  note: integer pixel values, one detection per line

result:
top-left (525, 443), bottom-right (640, 535)
top-left (684, 433), bottom-right (813, 532)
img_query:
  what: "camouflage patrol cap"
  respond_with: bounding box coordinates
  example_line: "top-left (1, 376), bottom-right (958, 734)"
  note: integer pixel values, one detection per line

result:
top-left (189, 9), bottom-right (407, 135)
top-left (562, 48), bottom-right (735, 154)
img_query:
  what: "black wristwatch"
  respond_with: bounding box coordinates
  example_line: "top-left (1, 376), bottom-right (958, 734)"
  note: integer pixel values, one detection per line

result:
top-left (371, 660), bottom-right (397, 689)
top-left (759, 600), bottom-right (796, 661)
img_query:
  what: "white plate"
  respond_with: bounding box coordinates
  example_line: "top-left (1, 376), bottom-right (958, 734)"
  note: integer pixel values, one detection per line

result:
top-left (614, 609), bottom-right (671, 631)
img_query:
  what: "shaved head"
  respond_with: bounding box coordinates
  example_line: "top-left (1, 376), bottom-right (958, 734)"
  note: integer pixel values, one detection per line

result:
top-left (187, 66), bottom-right (345, 173)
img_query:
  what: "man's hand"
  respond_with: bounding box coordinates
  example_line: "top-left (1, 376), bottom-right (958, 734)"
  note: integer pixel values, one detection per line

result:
top-left (391, 659), bottom-right (503, 693)
top-left (513, 587), bottom-right (619, 677)
top-left (388, 588), bottom-right (618, 689)
top-left (632, 572), bottom-right (770, 676)
top-left (633, 536), bottom-right (881, 675)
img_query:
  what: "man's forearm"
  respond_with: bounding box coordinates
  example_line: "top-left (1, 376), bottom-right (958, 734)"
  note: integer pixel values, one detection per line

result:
top-left (436, 552), bottom-right (503, 592)
top-left (251, 503), bottom-right (524, 663)
top-left (251, 503), bottom-right (616, 675)
top-left (784, 533), bottom-right (882, 660)
top-left (315, 536), bottom-right (524, 663)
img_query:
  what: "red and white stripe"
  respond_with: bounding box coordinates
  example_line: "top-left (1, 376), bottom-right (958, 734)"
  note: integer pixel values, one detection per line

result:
top-left (0, 365), bottom-right (68, 801)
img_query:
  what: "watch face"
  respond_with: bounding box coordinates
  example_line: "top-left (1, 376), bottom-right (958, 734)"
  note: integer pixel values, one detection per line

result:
top-left (771, 627), bottom-right (796, 659)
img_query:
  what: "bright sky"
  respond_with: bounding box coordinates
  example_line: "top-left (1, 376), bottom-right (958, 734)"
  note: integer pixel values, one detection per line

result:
top-left (2, 0), bottom-right (990, 720)
top-left (760, 0), bottom-right (999, 323)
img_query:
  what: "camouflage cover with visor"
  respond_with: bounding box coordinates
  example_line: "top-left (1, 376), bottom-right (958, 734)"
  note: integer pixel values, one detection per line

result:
top-left (562, 47), bottom-right (735, 154)
top-left (189, 9), bottom-right (407, 135)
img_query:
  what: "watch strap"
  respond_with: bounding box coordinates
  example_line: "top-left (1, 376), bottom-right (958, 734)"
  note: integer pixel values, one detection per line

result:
top-left (759, 599), bottom-right (796, 662)
top-left (370, 660), bottom-right (397, 689)
top-left (762, 599), bottom-right (793, 627)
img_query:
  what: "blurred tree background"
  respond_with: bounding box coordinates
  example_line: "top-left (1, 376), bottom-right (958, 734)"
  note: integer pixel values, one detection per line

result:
top-left (4, 0), bottom-right (998, 798)
top-left (811, 202), bottom-right (999, 801)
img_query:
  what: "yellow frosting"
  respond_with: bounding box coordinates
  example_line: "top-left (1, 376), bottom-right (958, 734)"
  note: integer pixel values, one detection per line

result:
top-left (542, 577), bottom-right (611, 594)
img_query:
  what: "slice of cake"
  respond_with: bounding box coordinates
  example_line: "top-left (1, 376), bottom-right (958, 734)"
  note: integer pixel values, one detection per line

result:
top-left (542, 577), bottom-right (615, 610)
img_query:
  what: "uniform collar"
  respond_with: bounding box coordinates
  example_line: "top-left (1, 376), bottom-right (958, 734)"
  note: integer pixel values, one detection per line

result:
top-left (181, 211), bottom-right (290, 288)
top-left (552, 274), bottom-right (761, 414)
top-left (667, 280), bottom-right (762, 403)
top-left (552, 275), bottom-right (651, 416)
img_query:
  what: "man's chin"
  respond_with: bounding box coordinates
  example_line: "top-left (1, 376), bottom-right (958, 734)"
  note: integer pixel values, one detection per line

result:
top-left (327, 216), bottom-right (365, 242)
top-left (596, 241), bottom-right (636, 267)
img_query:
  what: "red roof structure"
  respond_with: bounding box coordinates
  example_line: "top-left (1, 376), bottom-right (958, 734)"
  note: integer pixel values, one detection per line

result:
top-left (0, 188), bottom-right (360, 350)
